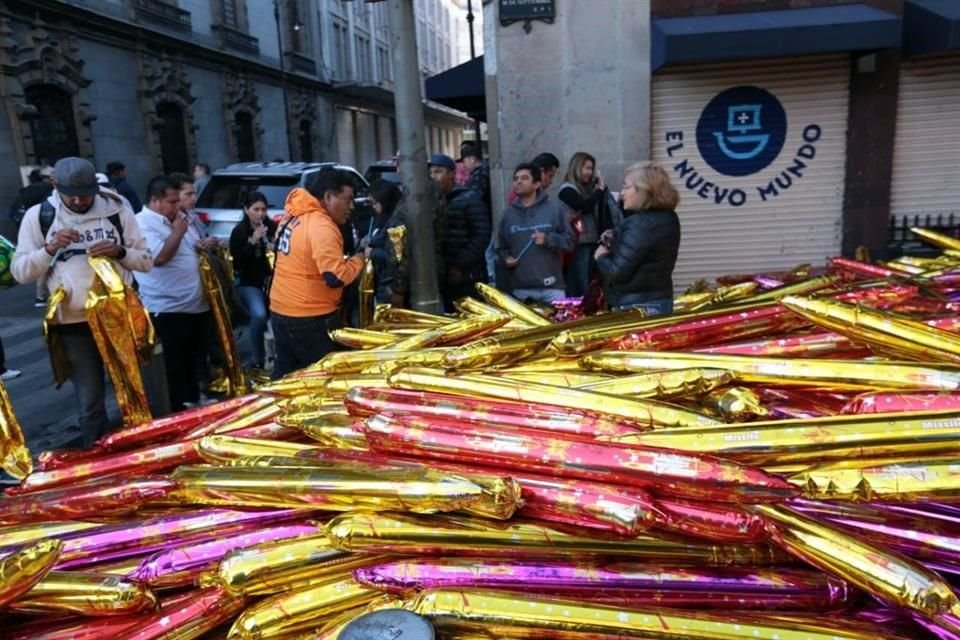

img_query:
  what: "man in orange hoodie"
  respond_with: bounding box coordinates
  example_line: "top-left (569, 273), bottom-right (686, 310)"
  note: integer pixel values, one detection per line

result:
top-left (269, 170), bottom-right (370, 378)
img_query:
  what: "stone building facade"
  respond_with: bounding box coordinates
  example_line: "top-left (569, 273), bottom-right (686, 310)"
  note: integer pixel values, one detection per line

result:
top-left (0, 0), bottom-right (469, 235)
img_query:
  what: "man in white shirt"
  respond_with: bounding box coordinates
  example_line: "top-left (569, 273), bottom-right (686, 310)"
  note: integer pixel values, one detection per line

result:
top-left (136, 175), bottom-right (210, 412)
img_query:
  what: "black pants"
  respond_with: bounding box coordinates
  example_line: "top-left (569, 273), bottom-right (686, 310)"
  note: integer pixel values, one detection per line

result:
top-left (271, 311), bottom-right (339, 379)
top-left (441, 277), bottom-right (479, 313)
top-left (152, 311), bottom-right (207, 412)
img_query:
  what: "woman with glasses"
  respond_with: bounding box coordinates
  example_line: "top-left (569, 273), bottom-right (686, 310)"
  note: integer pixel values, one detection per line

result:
top-left (593, 162), bottom-right (680, 316)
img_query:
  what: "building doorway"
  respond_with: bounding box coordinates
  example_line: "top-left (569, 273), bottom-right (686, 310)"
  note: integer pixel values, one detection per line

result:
top-left (235, 112), bottom-right (255, 161)
top-left (156, 101), bottom-right (189, 174)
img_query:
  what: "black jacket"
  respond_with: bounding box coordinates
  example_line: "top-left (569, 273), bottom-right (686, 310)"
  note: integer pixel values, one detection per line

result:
top-left (443, 186), bottom-right (491, 281)
top-left (595, 209), bottom-right (680, 307)
top-left (110, 178), bottom-right (142, 213)
top-left (229, 216), bottom-right (278, 289)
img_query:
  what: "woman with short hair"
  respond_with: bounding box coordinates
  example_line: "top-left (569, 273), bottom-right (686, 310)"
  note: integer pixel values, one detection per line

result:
top-left (594, 162), bottom-right (680, 316)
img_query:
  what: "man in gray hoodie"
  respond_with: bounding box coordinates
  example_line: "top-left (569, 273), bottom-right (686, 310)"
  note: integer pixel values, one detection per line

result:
top-left (497, 163), bottom-right (574, 304)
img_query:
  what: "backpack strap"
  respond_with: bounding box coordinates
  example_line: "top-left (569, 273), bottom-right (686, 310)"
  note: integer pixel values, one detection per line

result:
top-left (38, 200), bottom-right (55, 239)
top-left (107, 212), bottom-right (125, 246)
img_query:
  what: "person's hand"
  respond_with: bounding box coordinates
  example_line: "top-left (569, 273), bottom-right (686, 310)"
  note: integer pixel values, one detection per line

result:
top-left (601, 229), bottom-right (614, 246)
top-left (364, 246), bottom-right (373, 259)
top-left (504, 256), bottom-right (519, 269)
top-left (251, 224), bottom-right (268, 243)
top-left (172, 211), bottom-right (189, 236)
top-left (597, 174), bottom-right (607, 191)
top-left (45, 228), bottom-right (80, 255)
top-left (87, 240), bottom-right (120, 258)
top-left (196, 237), bottom-right (219, 251)
top-left (531, 231), bottom-right (546, 246)
top-left (594, 244), bottom-right (610, 260)
top-left (390, 293), bottom-right (406, 308)
top-left (357, 236), bottom-right (370, 252)
top-left (447, 266), bottom-right (463, 285)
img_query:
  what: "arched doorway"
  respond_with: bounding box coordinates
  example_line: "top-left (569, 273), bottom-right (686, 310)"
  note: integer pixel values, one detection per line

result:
top-left (24, 84), bottom-right (79, 165)
top-left (235, 112), bottom-right (255, 162)
top-left (156, 102), bottom-right (189, 174)
top-left (299, 119), bottom-right (314, 162)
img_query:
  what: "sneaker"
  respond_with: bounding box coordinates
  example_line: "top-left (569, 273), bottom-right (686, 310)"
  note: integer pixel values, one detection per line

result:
top-left (0, 369), bottom-right (22, 380)
top-left (33, 297), bottom-right (47, 308)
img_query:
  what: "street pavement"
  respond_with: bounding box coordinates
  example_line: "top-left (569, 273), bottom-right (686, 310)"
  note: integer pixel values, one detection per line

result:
top-left (0, 281), bottom-right (255, 463)
top-left (0, 281), bottom-right (109, 454)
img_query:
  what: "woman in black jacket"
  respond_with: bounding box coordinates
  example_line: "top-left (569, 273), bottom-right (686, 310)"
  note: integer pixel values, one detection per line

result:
top-left (229, 191), bottom-right (277, 368)
top-left (366, 179), bottom-right (403, 303)
top-left (594, 162), bottom-right (680, 316)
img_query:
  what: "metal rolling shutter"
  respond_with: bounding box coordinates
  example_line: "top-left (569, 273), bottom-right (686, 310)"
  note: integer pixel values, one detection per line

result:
top-left (890, 55), bottom-right (960, 222)
top-left (651, 56), bottom-right (849, 291)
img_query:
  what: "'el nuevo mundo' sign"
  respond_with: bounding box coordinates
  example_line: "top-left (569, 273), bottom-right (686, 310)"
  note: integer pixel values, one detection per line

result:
top-left (663, 85), bottom-right (822, 208)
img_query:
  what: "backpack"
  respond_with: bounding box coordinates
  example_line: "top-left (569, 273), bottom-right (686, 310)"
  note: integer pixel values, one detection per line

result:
top-left (38, 198), bottom-right (125, 246)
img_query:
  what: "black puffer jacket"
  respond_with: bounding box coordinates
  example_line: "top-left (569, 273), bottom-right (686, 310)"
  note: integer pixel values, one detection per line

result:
top-left (595, 209), bottom-right (680, 307)
top-left (444, 186), bottom-right (491, 282)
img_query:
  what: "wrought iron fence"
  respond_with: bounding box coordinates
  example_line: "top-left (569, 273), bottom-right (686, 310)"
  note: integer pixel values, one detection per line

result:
top-left (888, 213), bottom-right (960, 257)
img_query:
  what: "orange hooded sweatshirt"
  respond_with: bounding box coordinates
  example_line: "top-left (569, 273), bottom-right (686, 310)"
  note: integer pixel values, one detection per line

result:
top-left (269, 188), bottom-right (364, 317)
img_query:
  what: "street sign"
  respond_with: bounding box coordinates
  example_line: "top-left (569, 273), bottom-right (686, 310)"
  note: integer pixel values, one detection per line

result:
top-left (500, 0), bottom-right (555, 29)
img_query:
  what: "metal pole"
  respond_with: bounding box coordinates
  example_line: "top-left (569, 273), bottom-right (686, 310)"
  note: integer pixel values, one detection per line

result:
top-left (387, 0), bottom-right (440, 313)
top-left (466, 0), bottom-right (482, 148)
top-left (274, 0), bottom-right (295, 161)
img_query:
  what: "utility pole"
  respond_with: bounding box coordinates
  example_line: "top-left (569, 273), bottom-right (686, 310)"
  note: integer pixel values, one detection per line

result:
top-left (387, 0), bottom-right (440, 313)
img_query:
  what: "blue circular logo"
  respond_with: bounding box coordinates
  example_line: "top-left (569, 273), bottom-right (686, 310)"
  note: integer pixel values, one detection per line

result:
top-left (696, 86), bottom-right (787, 177)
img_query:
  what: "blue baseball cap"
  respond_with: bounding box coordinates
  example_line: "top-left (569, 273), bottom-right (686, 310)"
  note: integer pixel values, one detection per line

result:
top-left (427, 154), bottom-right (456, 171)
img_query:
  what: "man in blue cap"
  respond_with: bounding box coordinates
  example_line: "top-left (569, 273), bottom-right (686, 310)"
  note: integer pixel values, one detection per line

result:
top-left (427, 153), bottom-right (490, 311)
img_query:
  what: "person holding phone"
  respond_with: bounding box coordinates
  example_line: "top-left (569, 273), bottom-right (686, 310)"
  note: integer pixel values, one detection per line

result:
top-left (229, 191), bottom-right (277, 369)
top-left (594, 162), bottom-right (680, 316)
top-left (558, 151), bottom-right (609, 297)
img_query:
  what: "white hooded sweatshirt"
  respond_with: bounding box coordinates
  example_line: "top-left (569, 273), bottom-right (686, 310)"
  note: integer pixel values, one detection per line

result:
top-left (12, 190), bottom-right (153, 325)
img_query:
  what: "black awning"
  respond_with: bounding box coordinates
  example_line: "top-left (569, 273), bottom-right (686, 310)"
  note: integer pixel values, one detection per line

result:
top-left (425, 55), bottom-right (485, 121)
top-left (652, 3), bottom-right (901, 72)
top-left (904, 0), bottom-right (960, 56)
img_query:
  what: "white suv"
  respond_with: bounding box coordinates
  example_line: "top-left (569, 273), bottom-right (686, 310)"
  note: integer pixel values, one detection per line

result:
top-left (195, 161), bottom-right (373, 241)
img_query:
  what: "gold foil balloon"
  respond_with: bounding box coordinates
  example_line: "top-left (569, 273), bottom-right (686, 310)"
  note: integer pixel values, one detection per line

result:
top-left (324, 512), bottom-right (789, 565)
top-left (387, 366), bottom-right (718, 428)
top-left (227, 576), bottom-right (377, 639)
top-left (782, 295), bottom-right (960, 364)
top-left (84, 256), bottom-right (153, 427)
top-left (9, 570), bottom-right (158, 615)
top-left (476, 282), bottom-right (551, 327)
top-left (579, 368), bottom-right (735, 399)
top-left (581, 350), bottom-right (960, 390)
top-left (0, 539), bottom-right (63, 607)
top-left (757, 504), bottom-right (960, 635)
top-left (199, 250), bottom-right (246, 397)
top-left (0, 379), bottom-right (31, 479)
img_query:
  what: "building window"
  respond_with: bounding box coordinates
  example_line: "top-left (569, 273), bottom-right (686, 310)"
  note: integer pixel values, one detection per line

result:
top-left (24, 84), bottom-right (79, 165)
top-left (234, 112), bottom-right (256, 162)
top-left (222, 0), bottom-right (239, 28)
top-left (377, 45), bottom-right (391, 81)
top-left (356, 35), bottom-right (371, 82)
top-left (332, 20), bottom-right (349, 79)
top-left (157, 102), bottom-right (189, 174)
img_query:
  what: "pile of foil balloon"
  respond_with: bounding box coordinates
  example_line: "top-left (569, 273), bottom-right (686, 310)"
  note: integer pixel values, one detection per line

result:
top-left (6, 228), bottom-right (960, 638)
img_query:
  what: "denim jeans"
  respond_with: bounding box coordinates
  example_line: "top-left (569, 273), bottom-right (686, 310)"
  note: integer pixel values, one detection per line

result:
top-left (564, 244), bottom-right (594, 297)
top-left (613, 297), bottom-right (674, 317)
top-left (57, 324), bottom-right (108, 448)
top-left (512, 288), bottom-right (567, 305)
top-left (237, 286), bottom-right (268, 367)
top-left (271, 312), bottom-right (338, 379)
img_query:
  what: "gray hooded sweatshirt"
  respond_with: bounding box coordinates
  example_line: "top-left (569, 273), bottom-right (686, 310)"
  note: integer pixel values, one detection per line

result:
top-left (497, 191), bottom-right (574, 291)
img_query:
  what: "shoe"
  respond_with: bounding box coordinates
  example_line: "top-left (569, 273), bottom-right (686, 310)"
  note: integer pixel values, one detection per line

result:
top-left (0, 369), bottom-right (22, 380)
top-left (33, 297), bottom-right (47, 308)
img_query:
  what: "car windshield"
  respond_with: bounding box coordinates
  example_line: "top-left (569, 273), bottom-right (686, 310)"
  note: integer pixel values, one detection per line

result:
top-left (196, 175), bottom-right (299, 209)
top-left (365, 166), bottom-right (401, 184)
